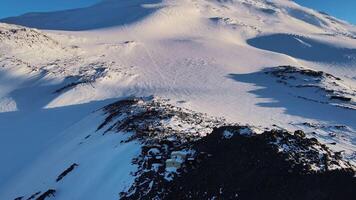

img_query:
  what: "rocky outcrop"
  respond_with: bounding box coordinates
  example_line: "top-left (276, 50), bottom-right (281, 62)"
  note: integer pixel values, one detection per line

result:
top-left (97, 97), bottom-right (355, 200)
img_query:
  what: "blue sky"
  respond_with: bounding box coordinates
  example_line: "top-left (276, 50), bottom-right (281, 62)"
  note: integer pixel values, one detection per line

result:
top-left (0, 0), bottom-right (355, 24)
top-left (294, 0), bottom-right (356, 24)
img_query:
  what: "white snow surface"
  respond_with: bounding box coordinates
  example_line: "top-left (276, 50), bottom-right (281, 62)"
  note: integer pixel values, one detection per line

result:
top-left (0, 0), bottom-right (355, 199)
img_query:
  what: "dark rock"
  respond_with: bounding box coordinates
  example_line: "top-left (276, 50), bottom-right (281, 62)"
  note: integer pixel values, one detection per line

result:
top-left (294, 130), bottom-right (306, 138)
top-left (161, 127), bottom-right (355, 200)
top-left (26, 191), bottom-right (41, 200)
top-left (56, 163), bottom-right (78, 182)
top-left (330, 96), bottom-right (352, 102)
top-left (35, 189), bottom-right (56, 200)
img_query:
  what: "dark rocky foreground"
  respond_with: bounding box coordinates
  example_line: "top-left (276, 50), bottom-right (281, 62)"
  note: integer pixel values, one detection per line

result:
top-left (162, 127), bottom-right (355, 200)
top-left (97, 97), bottom-right (355, 200)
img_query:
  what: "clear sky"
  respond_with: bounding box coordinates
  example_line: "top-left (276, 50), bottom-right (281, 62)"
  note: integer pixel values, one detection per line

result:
top-left (294, 0), bottom-right (356, 24)
top-left (0, 0), bottom-right (355, 24)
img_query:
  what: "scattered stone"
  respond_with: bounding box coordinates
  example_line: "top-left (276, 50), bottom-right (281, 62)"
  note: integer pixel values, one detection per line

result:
top-left (330, 95), bottom-right (352, 102)
top-left (26, 191), bottom-right (41, 200)
top-left (294, 130), bottom-right (306, 138)
top-left (329, 132), bottom-right (337, 137)
top-left (35, 189), bottom-right (56, 200)
top-left (56, 163), bottom-right (78, 182)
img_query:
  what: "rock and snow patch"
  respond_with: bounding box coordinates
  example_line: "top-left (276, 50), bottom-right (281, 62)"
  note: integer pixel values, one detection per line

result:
top-left (223, 126), bottom-right (259, 139)
top-left (223, 130), bottom-right (234, 139)
top-left (266, 65), bottom-right (356, 110)
top-left (97, 97), bottom-right (225, 140)
top-left (96, 97), bottom-right (225, 198)
top-left (271, 130), bottom-right (352, 172)
top-left (293, 121), bottom-right (356, 167)
top-left (0, 23), bottom-right (74, 63)
top-left (0, 97), bottom-right (17, 112)
top-left (0, 23), bottom-right (60, 49)
top-left (96, 97), bottom-right (355, 199)
top-left (151, 127), bottom-right (355, 200)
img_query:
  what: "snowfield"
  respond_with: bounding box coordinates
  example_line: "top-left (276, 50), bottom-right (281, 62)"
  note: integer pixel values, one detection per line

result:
top-left (0, 0), bottom-right (355, 199)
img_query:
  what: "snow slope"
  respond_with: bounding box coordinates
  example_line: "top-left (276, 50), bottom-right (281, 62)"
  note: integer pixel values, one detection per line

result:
top-left (0, 0), bottom-right (163, 31)
top-left (0, 0), bottom-right (355, 199)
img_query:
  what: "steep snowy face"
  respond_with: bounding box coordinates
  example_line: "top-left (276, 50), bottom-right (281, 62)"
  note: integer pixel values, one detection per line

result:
top-left (206, 0), bottom-right (356, 37)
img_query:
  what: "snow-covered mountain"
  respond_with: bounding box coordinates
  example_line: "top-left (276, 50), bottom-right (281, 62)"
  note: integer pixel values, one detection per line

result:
top-left (1, 0), bottom-right (162, 31)
top-left (0, 0), bottom-right (355, 199)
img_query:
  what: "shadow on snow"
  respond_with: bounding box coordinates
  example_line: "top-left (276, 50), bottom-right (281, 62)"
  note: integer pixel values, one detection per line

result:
top-left (247, 33), bottom-right (356, 64)
top-left (0, 0), bottom-right (163, 31)
top-left (227, 70), bottom-right (356, 129)
top-left (0, 70), bottom-right (120, 187)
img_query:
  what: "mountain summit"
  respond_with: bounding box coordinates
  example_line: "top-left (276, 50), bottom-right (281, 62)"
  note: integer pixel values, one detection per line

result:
top-left (1, 0), bottom-right (355, 33)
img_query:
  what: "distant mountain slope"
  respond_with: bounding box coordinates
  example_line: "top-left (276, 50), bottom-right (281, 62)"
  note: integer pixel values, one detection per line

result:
top-left (0, 0), bottom-right (355, 34)
top-left (0, 0), bottom-right (162, 30)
